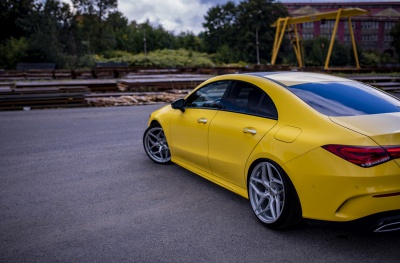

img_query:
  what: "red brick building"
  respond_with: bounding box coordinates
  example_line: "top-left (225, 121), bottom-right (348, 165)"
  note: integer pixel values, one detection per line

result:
top-left (283, 2), bottom-right (400, 54)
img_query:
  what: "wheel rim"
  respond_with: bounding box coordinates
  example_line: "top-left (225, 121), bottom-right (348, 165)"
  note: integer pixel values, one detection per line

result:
top-left (144, 127), bottom-right (171, 163)
top-left (249, 162), bottom-right (285, 224)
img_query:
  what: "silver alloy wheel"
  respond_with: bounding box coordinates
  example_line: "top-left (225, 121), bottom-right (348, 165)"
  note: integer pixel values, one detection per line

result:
top-left (143, 126), bottom-right (171, 163)
top-left (249, 161), bottom-right (285, 224)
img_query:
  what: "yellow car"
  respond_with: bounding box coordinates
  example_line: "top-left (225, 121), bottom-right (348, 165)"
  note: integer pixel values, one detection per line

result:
top-left (143, 72), bottom-right (400, 232)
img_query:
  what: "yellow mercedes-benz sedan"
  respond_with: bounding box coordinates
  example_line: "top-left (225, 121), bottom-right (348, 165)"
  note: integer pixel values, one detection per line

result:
top-left (143, 72), bottom-right (400, 232)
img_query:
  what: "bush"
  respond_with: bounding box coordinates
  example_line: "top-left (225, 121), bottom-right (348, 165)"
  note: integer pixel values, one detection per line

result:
top-left (361, 51), bottom-right (380, 66)
top-left (95, 49), bottom-right (215, 68)
top-left (0, 37), bottom-right (29, 69)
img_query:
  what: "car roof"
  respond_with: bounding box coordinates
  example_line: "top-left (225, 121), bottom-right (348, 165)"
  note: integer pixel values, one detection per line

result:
top-left (246, 72), bottom-right (348, 87)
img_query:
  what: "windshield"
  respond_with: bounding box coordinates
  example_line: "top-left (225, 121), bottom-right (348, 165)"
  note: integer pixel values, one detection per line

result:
top-left (286, 81), bottom-right (400, 116)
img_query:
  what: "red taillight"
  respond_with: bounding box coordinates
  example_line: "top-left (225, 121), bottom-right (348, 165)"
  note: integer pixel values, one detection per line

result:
top-left (322, 145), bottom-right (391, 167)
top-left (385, 146), bottom-right (400, 159)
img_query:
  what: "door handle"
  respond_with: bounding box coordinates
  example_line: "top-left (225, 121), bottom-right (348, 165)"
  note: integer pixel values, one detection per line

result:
top-left (197, 118), bottom-right (207, 124)
top-left (243, 127), bottom-right (257, 135)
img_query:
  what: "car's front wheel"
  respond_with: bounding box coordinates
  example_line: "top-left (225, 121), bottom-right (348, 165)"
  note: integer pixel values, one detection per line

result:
top-left (248, 160), bottom-right (302, 229)
top-left (143, 124), bottom-right (171, 164)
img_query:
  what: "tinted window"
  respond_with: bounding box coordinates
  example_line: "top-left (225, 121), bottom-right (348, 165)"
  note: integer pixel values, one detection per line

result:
top-left (222, 81), bottom-right (278, 119)
top-left (287, 81), bottom-right (400, 116)
top-left (185, 81), bottom-right (230, 109)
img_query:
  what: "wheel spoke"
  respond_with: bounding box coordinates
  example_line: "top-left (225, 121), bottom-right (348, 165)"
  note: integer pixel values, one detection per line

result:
top-left (269, 198), bottom-right (277, 219)
top-left (274, 196), bottom-right (282, 219)
top-left (254, 197), bottom-right (266, 215)
top-left (148, 132), bottom-right (159, 142)
top-left (266, 163), bottom-right (274, 186)
top-left (261, 164), bottom-right (270, 187)
top-left (249, 182), bottom-right (264, 197)
top-left (271, 175), bottom-right (283, 185)
top-left (250, 177), bottom-right (263, 185)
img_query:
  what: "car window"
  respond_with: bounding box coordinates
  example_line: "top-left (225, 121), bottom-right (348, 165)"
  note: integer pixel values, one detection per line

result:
top-left (185, 81), bottom-right (231, 109)
top-left (286, 81), bottom-right (400, 116)
top-left (222, 81), bottom-right (278, 119)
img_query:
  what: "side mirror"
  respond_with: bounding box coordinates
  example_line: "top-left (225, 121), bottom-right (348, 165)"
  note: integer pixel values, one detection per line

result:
top-left (171, 98), bottom-right (185, 113)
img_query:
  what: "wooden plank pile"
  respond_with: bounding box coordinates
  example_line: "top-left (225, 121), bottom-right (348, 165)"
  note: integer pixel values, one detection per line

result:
top-left (0, 84), bottom-right (90, 110)
top-left (117, 74), bottom-right (209, 92)
top-left (94, 62), bottom-right (129, 79)
top-left (15, 63), bottom-right (56, 80)
top-left (86, 90), bottom-right (190, 107)
top-left (16, 80), bottom-right (119, 93)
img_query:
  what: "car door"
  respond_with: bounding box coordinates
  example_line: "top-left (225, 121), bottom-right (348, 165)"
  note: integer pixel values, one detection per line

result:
top-left (208, 81), bottom-right (278, 189)
top-left (169, 80), bottom-right (231, 174)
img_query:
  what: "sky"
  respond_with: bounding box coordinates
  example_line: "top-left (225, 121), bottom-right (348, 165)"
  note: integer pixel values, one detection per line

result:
top-left (61, 0), bottom-right (399, 34)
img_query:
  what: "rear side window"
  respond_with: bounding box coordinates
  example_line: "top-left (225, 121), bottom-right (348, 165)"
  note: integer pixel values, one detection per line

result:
top-left (287, 81), bottom-right (400, 116)
top-left (222, 81), bottom-right (278, 119)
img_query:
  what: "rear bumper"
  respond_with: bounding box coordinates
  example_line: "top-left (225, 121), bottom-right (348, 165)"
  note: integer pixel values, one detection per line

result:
top-left (284, 147), bottom-right (400, 222)
top-left (306, 210), bottom-right (400, 232)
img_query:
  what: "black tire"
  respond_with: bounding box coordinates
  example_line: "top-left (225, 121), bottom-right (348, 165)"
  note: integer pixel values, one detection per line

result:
top-left (248, 160), bottom-right (302, 230)
top-left (143, 124), bottom-right (171, 164)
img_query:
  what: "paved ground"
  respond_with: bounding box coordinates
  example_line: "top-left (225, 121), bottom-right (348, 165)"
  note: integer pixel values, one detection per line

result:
top-left (1, 106), bottom-right (399, 262)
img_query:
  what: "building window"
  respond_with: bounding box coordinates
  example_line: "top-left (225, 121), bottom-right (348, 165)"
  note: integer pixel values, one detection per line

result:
top-left (384, 35), bottom-right (394, 42)
top-left (344, 22), bottom-right (355, 29)
top-left (361, 21), bottom-right (379, 29)
top-left (302, 33), bottom-right (314, 40)
top-left (385, 22), bottom-right (395, 30)
top-left (303, 22), bottom-right (314, 28)
top-left (321, 20), bottom-right (335, 29)
top-left (362, 34), bottom-right (378, 42)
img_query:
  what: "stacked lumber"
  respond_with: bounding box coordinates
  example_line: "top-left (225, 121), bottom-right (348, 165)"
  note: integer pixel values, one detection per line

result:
top-left (16, 80), bottom-right (119, 93)
top-left (0, 70), bottom-right (26, 81)
top-left (117, 74), bottom-right (209, 92)
top-left (0, 85), bottom-right (90, 110)
top-left (16, 63), bottom-right (56, 80)
top-left (86, 90), bottom-right (190, 107)
top-left (95, 62), bottom-right (129, 79)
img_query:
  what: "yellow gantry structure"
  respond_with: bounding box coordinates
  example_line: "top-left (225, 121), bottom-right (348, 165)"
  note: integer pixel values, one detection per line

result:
top-left (271, 8), bottom-right (370, 69)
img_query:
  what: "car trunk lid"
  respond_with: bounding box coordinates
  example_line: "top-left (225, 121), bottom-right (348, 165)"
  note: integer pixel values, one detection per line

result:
top-left (329, 112), bottom-right (400, 166)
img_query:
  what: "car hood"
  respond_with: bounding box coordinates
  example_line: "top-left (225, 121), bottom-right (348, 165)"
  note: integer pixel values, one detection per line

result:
top-left (330, 112), bottom-right (400, 166)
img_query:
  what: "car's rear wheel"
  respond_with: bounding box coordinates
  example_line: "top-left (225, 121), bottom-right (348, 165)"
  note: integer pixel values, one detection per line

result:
top-left (143, 124), bottom-right (171, 164)
top-left (248, 160), bottom-right (302, 229)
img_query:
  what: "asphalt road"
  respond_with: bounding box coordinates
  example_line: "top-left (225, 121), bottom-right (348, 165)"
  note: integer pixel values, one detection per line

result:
top-left (1, 105), bottom-right (399, 263)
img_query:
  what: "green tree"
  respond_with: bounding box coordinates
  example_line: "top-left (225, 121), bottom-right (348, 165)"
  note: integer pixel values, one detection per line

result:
top-left (303, 37), bottom-right (329, 66)
top-left (390, 21), bottom-right (400, 61)
top-left (25, 0), bottom-right (76, 66)
top-left (202, 0), bottom-right (288, 64)
top-left (71, 0), bottom-right (118, 53)
top-left (105, 11), bottom-right (130, 51)
top-left (71, 0), bottom-right (117, 19)
top-left (0, 0), bottom-right (76, 68)
top-left (176, 32), bottom-right (202, 51)
top-left (203, 1), bottom-right (238, 55)
top-left (236, 0), bottom-right (288, 63)
top-left (331, 42), bottom-right (350, 66)
top-left (0, 37), bottom-right (29, 68)
top-left (0, 0), bottom-right (36, 43)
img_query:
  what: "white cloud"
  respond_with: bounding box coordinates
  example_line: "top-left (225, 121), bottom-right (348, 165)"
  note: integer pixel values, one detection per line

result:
top-left (60, 0), bottom-right (213, 34)
top-left (119, 0), bottom-right (212, 34)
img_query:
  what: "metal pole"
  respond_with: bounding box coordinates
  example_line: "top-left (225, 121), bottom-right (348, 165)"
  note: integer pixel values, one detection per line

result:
top-left (271, 18), bottom-right (289, 65)
top-left (324, 9), bottom-right (342, 70)
top-left (256, 28), bottom-right (260, 65)
top-left (143, 28), bottom-right (147, 56)
top-left (348, 17), bottom-right (360, 69)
